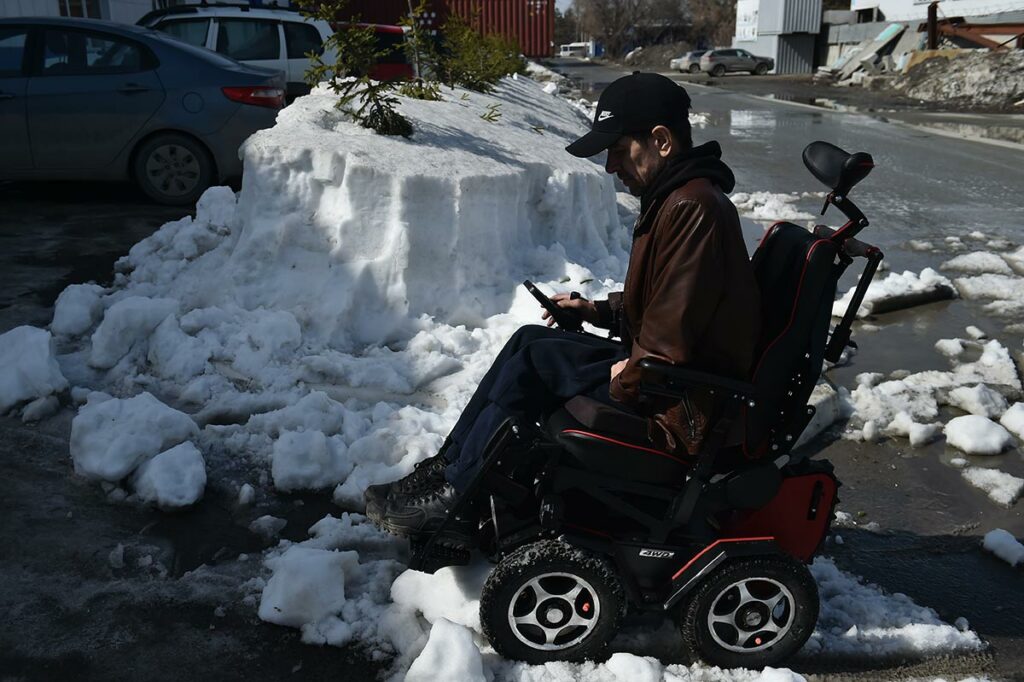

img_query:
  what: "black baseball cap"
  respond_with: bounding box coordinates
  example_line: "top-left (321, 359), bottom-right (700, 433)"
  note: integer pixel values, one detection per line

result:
top-left (566, 72), bottom-right (692, 158)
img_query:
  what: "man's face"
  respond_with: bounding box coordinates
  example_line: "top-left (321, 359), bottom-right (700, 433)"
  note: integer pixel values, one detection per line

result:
top-left (604, 133), bottom-right (666, 196)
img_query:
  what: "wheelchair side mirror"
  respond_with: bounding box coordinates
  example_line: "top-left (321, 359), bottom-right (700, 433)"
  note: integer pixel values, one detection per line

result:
top-left (802, 141), bottom-right (874, 198)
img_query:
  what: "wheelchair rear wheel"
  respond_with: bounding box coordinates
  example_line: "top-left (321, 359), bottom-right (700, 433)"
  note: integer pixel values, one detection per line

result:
top-left (680, 555), bottom-right (818, 669)
top-left (480, 540), bottom-right (626, 664)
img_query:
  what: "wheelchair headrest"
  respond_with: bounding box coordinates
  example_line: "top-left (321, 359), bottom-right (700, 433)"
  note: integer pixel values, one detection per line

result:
top-left (802, 141), bottom-right (874, 198)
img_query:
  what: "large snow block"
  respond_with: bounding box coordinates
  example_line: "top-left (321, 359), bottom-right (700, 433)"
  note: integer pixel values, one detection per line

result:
top-left (132, 441), bottom-right (207, 509)
top-left (258, 546), bottom-right (359, 630)
top-left (71, 392), bottom-right (199, 482)
top-left (0, 326), bottom-right (68, 414)
top-left (89, 296), bottom-right (178, 369)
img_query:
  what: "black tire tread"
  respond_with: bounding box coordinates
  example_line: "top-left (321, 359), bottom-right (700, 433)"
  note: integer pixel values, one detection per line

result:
top-left (680, 555), bottom-right (818, 670)
top-left (480, 540), bottom-right (625, 664)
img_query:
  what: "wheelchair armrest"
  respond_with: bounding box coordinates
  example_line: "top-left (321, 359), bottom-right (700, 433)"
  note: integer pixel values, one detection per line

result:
top-left (637, 359), bottom-right (755, 401)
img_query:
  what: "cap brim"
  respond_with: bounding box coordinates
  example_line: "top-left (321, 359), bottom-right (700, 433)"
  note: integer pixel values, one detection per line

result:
top-left (565, 129), bottom-right (621, 158)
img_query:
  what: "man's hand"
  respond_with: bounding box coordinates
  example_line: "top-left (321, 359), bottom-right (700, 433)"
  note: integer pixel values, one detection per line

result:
top-left (542, 293), bottom-right (599, 327)
top-left (610, 359), bottom-right (628, 381)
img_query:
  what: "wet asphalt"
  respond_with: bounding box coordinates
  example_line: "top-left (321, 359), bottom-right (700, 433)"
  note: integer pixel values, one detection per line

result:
top-left (2, 64), bottom-right (1024, 680)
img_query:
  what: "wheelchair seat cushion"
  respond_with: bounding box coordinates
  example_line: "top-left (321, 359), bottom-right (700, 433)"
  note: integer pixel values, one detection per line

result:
top-left (547, 399), bottom-right (692, 485)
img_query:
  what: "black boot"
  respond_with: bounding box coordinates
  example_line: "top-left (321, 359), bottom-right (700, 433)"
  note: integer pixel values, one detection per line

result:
top-left (380, 480), bottom-right (474, 547)
top-left (365, 440), bottom-right (451, 523)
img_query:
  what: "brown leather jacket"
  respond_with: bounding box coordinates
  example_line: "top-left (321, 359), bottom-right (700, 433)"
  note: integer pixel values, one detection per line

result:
top-left (594, 143), bottom-right (761, 455)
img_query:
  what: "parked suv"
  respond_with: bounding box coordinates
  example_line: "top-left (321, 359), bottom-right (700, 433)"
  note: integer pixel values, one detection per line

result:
top-left (137, 4), bottom-right (412, 100)
top-left (669, 50), bottom-right (707, 73)
top-left (700, 48), bottom-right (774, 76)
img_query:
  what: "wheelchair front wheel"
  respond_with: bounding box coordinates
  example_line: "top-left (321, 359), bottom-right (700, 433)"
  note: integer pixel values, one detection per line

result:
top-left (480, 540), bottom-right (626, 664)
top-left (680, 555), bottom-right (818, 669)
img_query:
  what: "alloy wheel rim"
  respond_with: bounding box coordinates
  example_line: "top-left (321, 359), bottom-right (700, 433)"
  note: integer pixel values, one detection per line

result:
top-left (507, 572), bottom-right (600, 651)
top-left (707, 576), bottom-right (796, 654)
top-left (146, 144), bottom-right (200, 197)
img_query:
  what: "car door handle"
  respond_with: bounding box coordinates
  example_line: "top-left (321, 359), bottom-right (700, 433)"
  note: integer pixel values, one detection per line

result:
top-left (117, 84), bottom-right (150, 95)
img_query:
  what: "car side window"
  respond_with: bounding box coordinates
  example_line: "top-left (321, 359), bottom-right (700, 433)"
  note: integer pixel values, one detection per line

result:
top-left (156, 19), bottom-right (211, 48)
top-left (721, 50), bottom-right (736, 57)
top-left (283, 22), bottom-right (322, 59)
top-left (216, 19), bottom-right (280, 61)
top-left (40, 29), bottom-right (147, 75)
top-left (0, 27), bottom-right (28, 77)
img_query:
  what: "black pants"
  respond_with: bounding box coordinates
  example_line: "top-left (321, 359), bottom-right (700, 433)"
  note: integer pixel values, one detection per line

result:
top-left (444, 325), bottom-right (629, 491)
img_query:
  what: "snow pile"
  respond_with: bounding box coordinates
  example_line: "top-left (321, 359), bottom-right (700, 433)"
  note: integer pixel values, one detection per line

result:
top-left (953, 266), bottom-right (1024, 317)
top-left (983, 529), bottom-right (1024, 568)
top-left (0, 326), bottom-right (68, 414)
top-left (947, 383), bottom-right (1008, 418)
top-left (961, 467), bottom-right (1024, 506)
top-left (944, 415), bottom-right (1013, 456)
top-left (405, 619), bottom-right (486, 682)
top-left (999, 402), bottom-right (1024, 439)
top-left (50, 77), bottom-right (631, 505)
top-left (940, 251), bottom-right (1012, 275)
top-left (894, 49), bottom-right (1024, 109)
top-left (806, 557), bottom-right (983, 656)
top-left (846, 337), bottom-right (1022, 435)
top-left (524, 60), bottom-right (564, 83)
top-left (833, 268), bottom-right (956, 318)
top-left (883, 411), bottom-right (942, 447)
top-left (729, 192), bottom-right (815, 223)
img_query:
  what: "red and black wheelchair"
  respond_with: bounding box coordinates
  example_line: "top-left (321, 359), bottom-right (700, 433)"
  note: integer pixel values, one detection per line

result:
top-left (407, 141), bottom-right (882, 669)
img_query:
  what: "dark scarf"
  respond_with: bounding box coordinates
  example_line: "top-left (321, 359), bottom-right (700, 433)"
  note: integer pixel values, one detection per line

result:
top-left (639, 141), bottom-right (736, 217)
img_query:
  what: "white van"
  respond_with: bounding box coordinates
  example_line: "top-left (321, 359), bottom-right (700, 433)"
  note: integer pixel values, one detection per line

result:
top-left (559, 42), bottom-right (589, 58)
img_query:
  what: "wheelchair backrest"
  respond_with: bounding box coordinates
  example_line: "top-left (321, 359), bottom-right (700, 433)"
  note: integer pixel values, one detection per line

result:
top-left (743, 222), bottom-right (844, 459)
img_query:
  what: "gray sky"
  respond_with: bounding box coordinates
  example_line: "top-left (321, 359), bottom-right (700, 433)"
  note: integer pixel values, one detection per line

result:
top-left (556, 0), bottom-right (572, 11)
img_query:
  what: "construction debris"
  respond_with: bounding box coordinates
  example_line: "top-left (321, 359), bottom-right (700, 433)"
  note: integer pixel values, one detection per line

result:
top-left (893, 49), bottom-right (1024, 109)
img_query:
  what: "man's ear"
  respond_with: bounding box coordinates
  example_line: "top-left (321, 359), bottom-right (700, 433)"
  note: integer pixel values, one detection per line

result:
top-left (651, 125), bottom-right (673, 158)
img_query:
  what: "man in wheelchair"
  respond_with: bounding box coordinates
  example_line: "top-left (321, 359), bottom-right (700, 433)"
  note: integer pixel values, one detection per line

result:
top-left (365, 73), bottom-right (882, 668)
top-left (366, 72), bottom-right (761, 546)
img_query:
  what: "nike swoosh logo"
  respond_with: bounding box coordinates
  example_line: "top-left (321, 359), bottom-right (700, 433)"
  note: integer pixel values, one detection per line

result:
top-left (597, 111), bottom-right (614, 121)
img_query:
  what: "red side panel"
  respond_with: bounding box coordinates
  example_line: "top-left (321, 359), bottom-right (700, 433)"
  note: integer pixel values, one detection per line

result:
top-left (370, 63), bottom-right (414, 81)
top-left (718, 473), bottom-right (837, 562)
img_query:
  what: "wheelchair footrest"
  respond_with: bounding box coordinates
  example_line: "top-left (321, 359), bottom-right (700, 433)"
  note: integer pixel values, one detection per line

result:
top-left (408, 535), bottom-right (472, 574)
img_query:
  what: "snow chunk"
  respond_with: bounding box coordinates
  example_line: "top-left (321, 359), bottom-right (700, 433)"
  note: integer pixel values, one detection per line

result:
top-left (249, 515), bottom-right (287, 539)
top-left (944, 415), bottom-right (1013, 455)
top-left (833, 268), bottom-right (956, 318)
top-left (730, 191), bottom-right (814, 222)
top-left (51, 283), bottom-right (105, 336)
top-left (962, 467), bottom-right (1024, 506)
top-left (941, 251), bottom-right (1012, 275)
top-left (934, 338), bottom-right (964, 358)
top-left (271, 429), bottom-right (351, 492)
top-left (405, 619), bottom-right (485, 682)
top-left (89, 296), bottom-right (178, 369)
top-left (21, 395), bottom-right (60, 422)
top-left (258, 546), bottom-right (358, 641)
top-left (885, 412), bottom-right (942, 447)
top-left (947, 383), bottom-right (1008, 418)
top-left (238, 483), bottom-right (256, 505)
top-left (391, 564), bottom-right (490, 633)
top-left (131, 441), bottom-right (207, 509)
top-left (70, 392), bottom-right (199, 482)
top-left (999, 402), bottom-right (1024, 439)
top-left (0, 326), bottom-right (68, 414)
top-left (983, 529), bottom-right (1024, 567)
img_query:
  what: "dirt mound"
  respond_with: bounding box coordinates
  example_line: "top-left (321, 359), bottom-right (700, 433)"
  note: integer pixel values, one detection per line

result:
top-left (893, 50), bottom-right (1024, 110)
top-left (622, 42), bottom-right (693, 71)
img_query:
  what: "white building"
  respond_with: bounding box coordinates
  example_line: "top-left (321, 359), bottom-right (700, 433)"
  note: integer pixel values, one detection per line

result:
top-left (1, 0), bottom-right (156, 24)
top-left (850, 0), bottom-right (1024, 21)
top-left (732, 0), bottom-right (823, 74)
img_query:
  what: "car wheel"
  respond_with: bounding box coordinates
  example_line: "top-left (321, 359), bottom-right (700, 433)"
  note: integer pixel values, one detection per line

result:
top-left (680, 555), bottom-right (818, 670)
top-left (755, 63), bottom-right (769, 76)
top-left (689, 63), bottom-right (701, 73)
top-left (133, 133), bottom-right (214, 206)
top-left (711, 64), bottom-right (726, 77)
top-left (480, 540), bottom-right (626, 664)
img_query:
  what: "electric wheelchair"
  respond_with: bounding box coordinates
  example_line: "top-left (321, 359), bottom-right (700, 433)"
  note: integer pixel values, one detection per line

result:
top-left (408, 141), bottom-right (882, 669)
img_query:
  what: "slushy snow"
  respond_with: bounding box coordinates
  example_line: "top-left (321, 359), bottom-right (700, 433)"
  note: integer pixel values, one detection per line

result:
top-left (961, 467), bottom-right (1024, 506)
top-left (833, 268), bottom-right (956, 318)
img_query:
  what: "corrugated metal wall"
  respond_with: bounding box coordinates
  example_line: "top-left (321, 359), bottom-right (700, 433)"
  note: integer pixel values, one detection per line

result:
top-left (346, 0), bottom-right (553, 57)
top-left (781, 0), bottom-right (822, 34)
top-left (446, 0), bottom-right (554, 57)
top-left (776, 33), bottom-right (816, 73)
top-left (757, 0), bottom-right (785, 34)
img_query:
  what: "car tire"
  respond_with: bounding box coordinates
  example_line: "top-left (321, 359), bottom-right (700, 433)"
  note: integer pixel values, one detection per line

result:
top-left (679, 555), bottom-right (818, 670)
top-left (689, 63), bottom-right (700, 73)
top-left (480, 540), bottom-right (626, 664)
top-left (755, 63), bottom-right (769, 76)
top-left (132, 133), bottom-right (214, 206)
top-left (711, 64), bottom-right (726, 77)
